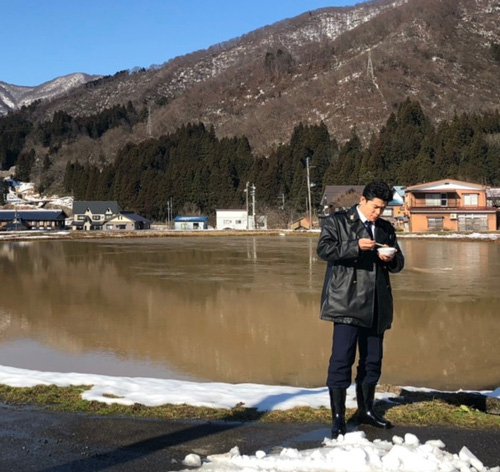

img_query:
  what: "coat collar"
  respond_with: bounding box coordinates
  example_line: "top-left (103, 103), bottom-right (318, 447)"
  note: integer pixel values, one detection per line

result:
top-left (347, 205), bottom-right (360, 223)
top-left (347, 204), bottom-right (389, 243)
top-left (347, 205), bottom-right (366, 239)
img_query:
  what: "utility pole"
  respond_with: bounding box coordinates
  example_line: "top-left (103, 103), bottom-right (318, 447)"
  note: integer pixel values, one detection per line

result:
top-left (245, 181), bottom-right (249, 230)
top-left (166, 197), bottom-right (173, 227)
top-left (278, 193), bottom-right (285, 210)
top-left (306, 156), bottom-right (312, 228)
top-left (251, 183), bottom-right (256, 230)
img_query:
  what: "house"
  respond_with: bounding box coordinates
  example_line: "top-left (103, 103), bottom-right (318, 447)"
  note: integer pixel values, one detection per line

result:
top-left (486, 188), bottom-right (500, 208)
top-left (72, 201), bottom-right (122, 230)
top-left (385, 186), bottom-right (407, 228)
top-left (404, 179), bottom-right (497, 232)
top-left (319, 184), bottom-right (405, 227)
top-left (216, 209), bottom-right (252, 230)
top-left (104, 212), bottom-right (151, 231)
top-left (71, 201), bottom-right (151, 231)
top-left (320, 185), bottom-right (365, 215)
top-left (173, 216), bottom-right (209, 230)
top-left (290, 217), bottom-right (312, 231)
top-left (0, 209), bottom-right (67, 231)
top-left (255, 215), bottom-right (268, 230)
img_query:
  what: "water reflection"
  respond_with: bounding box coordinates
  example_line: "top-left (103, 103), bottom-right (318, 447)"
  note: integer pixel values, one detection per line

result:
top-left (0, 237), bottom-right (498, 390)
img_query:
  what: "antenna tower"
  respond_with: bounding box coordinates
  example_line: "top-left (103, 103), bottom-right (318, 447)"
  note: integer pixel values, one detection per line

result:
top-left (367, 49), bottom-right (374, 80)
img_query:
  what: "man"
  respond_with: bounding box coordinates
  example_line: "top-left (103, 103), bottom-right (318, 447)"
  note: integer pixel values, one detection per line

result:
top-left (317, 181), bottom-right (404, 438)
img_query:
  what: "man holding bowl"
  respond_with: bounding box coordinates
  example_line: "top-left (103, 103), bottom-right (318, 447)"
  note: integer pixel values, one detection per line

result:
top-left (317, 181), bottom-right (405, 438)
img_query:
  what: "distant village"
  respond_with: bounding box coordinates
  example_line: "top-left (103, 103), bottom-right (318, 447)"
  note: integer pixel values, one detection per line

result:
top-left (1, 176), bottom-right (500, 234)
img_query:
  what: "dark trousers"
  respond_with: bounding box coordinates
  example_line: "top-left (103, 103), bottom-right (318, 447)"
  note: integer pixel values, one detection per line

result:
top-left (327, 322), bottom-right (384, 389)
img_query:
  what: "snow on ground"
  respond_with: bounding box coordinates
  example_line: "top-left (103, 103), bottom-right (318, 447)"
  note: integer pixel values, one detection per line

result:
top-left (181, 432), bottom-right (498, 472)
top-left (0, 364), bottom-right (369, 409)
top-left (396, 232), bottom-right (500, 240)
top-left (1, 365), bottom-right (499, 471)
top-left (1, 230), bottom-right (499, 242)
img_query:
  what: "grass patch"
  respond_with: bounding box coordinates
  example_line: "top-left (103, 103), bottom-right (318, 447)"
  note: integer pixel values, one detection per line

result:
top-left (384, 400), bottom-right (500, 429)
top-left (1, 384), bottom-right (499, 429)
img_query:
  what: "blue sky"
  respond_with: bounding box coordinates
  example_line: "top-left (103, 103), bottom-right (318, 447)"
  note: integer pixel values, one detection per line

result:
top-left (1, 0), bottom-right (364, 86)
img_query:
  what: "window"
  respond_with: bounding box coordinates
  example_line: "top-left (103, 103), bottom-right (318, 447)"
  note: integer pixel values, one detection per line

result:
top-left (425, 194), bottom-right (439, 206)
top-left (382, 208), bottom-right (393, 217)
top-left (463, 194), bottom-right (479, 206)
top-left (235, 220), bottom-right (242, 224)
top-left (92, 215), bottom-right (101, 220)
top-left (223, 219), bottom-right (232, 225)
top-left (458, 215), bottom-right (488, 231)
top-left (106, 224), bottom-right (113, 230)
top-left (425, 193), bottom-right (447, 206)
top-left (77, 215), bottom-right (85, 221)
top-left (427, 217), bottom-right (444, 230)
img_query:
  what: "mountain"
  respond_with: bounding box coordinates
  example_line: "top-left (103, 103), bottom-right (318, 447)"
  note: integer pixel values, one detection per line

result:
top-left (1, 0), bottom-right (500, 186)
top-left (0, 73), bottom-right (101, 115)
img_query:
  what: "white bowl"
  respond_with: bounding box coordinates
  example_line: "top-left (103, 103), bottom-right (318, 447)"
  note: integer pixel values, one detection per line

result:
top-left (377, 247), bottom-right (397, 256)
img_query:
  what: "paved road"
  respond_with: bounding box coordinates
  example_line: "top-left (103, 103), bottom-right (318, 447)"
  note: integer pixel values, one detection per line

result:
top-left (1, 403), bottom-right (499, 471)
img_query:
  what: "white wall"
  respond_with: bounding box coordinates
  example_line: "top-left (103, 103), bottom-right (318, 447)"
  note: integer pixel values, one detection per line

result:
top-left (216, 210), bottom-right (249, 230)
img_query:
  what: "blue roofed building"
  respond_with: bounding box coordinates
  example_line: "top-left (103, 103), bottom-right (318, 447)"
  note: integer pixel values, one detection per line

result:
top-left (173, 216), bottom-right (209, 230)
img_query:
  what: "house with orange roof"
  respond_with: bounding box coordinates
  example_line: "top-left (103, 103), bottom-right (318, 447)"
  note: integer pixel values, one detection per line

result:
top-left (404, 179), bottom-right (497, 232)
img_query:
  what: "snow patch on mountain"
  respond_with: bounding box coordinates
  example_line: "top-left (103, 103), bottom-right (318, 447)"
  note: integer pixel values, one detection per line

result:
top-left (0, 73), bottom-right (101, 115)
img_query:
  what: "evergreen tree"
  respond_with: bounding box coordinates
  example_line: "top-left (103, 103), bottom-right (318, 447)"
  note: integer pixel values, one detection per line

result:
top-left (1, 179), bottom-right (9, 205)
top-left (0, 112), bottom-right (33, 170)
top-left (335, 130), bottom-right (363, 184)
top-left (358, 134), bottom-right (386, 184)
top-left (14, 149), bottom-right (36, 182)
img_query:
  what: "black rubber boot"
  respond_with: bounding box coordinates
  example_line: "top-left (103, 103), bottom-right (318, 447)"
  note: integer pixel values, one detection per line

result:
top-left (356, 383), bottom-right (393, 429)
top-left (329, 388), bottom-right (347, 438)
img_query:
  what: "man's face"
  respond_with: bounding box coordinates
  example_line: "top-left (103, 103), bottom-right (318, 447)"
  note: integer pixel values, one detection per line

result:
top-left (358, 197), bottom-right (387, 222)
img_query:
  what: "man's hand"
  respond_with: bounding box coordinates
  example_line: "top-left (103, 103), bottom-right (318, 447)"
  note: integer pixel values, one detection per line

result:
top-left (358, 238), bottom-right (375, 251)
top-left (378, 251), bottom-right (397, 262)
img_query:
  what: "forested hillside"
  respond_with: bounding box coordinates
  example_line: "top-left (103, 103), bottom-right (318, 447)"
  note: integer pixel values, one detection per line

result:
top-left (59, 99), bottom-right (500, 220)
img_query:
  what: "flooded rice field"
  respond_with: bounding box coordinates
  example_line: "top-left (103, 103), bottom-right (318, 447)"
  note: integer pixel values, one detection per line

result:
top-left (0, 236), bottom-right (498, 390)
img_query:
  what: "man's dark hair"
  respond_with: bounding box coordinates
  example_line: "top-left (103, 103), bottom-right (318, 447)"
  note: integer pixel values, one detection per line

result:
top-left (362, 181), bottom-right (393, 203)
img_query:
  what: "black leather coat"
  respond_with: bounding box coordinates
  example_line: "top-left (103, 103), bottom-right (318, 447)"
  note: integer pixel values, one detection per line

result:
top-left (317, 205), bottom-right (404, 333)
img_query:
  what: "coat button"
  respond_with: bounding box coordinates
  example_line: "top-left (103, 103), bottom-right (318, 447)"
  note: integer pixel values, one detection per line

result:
top-left (353, 280), bottom-right (357, 284)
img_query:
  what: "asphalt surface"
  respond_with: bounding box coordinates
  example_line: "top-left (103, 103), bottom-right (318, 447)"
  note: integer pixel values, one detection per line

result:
top-left (1, 403), bottom-right (499, 472)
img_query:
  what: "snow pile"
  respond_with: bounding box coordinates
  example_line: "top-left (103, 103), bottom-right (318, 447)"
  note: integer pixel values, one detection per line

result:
top-left (180, 431), bottom-right (499, 472)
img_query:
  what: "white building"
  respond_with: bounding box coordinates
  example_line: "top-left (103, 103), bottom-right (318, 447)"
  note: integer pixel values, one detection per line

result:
top-left (216, 209), bottom-right (250, 230)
